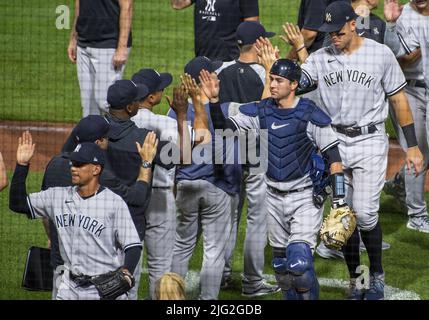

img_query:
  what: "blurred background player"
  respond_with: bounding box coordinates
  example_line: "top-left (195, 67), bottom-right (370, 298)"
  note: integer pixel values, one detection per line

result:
top-left (131, 68), bottom-right (211, 299)
top-left (384, 0), bottom-right (429, 233)
top-left (168, 56), bottom-right (241, 300)
top-left (170, 0), bottom-right (259, 61)
top-left (68, 0), bottom-right (134, 117)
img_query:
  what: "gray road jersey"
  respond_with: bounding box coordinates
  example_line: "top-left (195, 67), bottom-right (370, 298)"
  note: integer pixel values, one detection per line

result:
top-left (132, 109), bottom-right (177, 187)
top-left (27, 186), bottom-right (141, 276)
top-left (301, 38), bottom-right (407, 127)
top-left (230, 98), bottom-right (339, 190)
top-left (397, 4), bottom-right (424, 81)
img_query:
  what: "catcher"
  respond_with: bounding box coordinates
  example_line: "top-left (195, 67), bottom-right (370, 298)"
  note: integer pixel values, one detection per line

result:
top-left (204, 52), bottom-right (355, 300)
top-left (9, 131), bottom-right (147, 300)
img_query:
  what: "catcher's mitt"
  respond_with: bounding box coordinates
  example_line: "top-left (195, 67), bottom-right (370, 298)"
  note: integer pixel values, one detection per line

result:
top-left (90, 268), bottom-right (135, 300)
top-left (320, 205), bottom-right (357, 250)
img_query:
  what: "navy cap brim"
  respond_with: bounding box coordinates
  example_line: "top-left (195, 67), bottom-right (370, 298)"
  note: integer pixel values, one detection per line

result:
top-left (134, 83), bottom-right (149, 101)
top-left (265, 31), bottom-right (276, 38)
top-left (157, 73), bottom-right (173, 91)
top-left (318, 22), bottom-right (346, 33)
top-left (69, 153), bottom-right (94, 165)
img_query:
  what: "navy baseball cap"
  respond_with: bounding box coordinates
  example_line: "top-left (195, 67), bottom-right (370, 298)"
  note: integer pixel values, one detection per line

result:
top-left (69, 142), bottom-right (105, 166)
top-left (319, 1), bottom-right (359, 33)
top-left (184, 56), bottom-right (223, 83)
top-left (236, 21), bottom-right (275, 45)
top-left (72, 115), bottom-right (110, 143)
top-left (131, 69), bottom-right (173, 94)
top-left (107, 80), bottom-right (149, 109)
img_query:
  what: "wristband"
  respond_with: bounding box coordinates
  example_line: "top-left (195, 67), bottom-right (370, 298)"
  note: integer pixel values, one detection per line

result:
top-left (330, 173), bottom-right (345, 199)
top-left (402, 123), bottom-right (418, 148)
top-left (296, 45), bottom-right (306, 53)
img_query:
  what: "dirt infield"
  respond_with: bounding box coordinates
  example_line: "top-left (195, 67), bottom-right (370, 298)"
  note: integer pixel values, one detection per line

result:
top-left (1, 119), bottom-right (428, 190)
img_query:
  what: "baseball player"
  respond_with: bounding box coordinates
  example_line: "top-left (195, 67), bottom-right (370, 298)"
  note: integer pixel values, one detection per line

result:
top-left (204, 59), bottom-right (348, 300)
top-left (130, 69), bottom-right (212, 299)
top-left (9, 132), bottom-right (142, 300)
top-left (42, 115), bottom-right (158, 300)
top-left (283, 1), bottom-right (423, 299)
top-left (168, 56), bottom-right (242, 300)
top-left (215, 21), bottom-right (279, 297)
top-left (383, 0), bottom-right (429, 233)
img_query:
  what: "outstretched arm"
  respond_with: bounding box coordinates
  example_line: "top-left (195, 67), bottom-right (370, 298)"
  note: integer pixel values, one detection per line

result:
top-left (9, 131), bottom-right (36, 217)
top-left (199, 70), bottom-right (238, 134)
top-left (167, 86), bottom-right (192, 164)
top-left (389, 90), bottom-right (424, 176)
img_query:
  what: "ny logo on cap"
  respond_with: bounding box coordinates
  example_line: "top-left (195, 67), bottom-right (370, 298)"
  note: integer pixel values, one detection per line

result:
top-left (74, 144), bottom-right (82, 152)
top-left (326, 13), bottom-right (332, 23)
top-left (94, 157), bottom-right (98, 162)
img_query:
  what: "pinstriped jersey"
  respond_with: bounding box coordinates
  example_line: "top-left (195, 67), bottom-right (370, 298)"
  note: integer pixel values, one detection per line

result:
top-left (27, 186), bottom-right (141, 276)
top-left (396, 3), bottom-right (424, 81)
top-left (301, 38), bottom-right (407, 127)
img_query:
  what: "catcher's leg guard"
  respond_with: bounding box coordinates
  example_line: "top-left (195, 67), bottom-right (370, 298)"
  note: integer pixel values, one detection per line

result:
top-left (272, 247), bottom-right (290, 299)
top-left (285, 242), bottom-right (319, 300)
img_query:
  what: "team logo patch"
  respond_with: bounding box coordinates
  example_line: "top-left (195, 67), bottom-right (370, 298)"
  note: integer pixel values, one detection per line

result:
top-left (74, 144), bottom-right (82, 152)
top-left (326, 13), bottom-right (332, 23)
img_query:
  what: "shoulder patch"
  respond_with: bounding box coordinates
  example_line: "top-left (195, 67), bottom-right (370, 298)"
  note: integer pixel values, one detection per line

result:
top-left (239, 102), bottom-right (259, 117)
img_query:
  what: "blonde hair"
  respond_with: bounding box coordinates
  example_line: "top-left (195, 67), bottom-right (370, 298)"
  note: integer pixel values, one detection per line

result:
top-left (155, 272), bottom-right (186, 300)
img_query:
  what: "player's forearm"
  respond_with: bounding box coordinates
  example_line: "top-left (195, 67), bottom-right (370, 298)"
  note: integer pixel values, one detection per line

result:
top-left (192, 99), bottom-right (212, 145)
top-left (9, 164), bottom-right (32, 217)
top-left (170, 0), bottom-right (193, 10)
top-left (389, 91), bottom-right (418, 148)
top-left (117, 0), bottom-right (133, 50)
top-left (177, 115), bottom-right (192, 164)
top-left (398, 49), bottom-right (421, 69)
top-left (69, 0), bottom-right (79, 41)
top-left (390, 91), bottom-right (414, 127)
top-left (123, 246), bottom-right (142, 274)
top-left (296, 47), bottom-right (309, 64)
top-left (301, 29), bottom-right (317, 49)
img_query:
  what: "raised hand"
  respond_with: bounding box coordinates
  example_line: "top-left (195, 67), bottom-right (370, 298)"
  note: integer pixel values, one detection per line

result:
top-left (281, 22), bottom-right (305, 50)
top-left (181, 73), bottom-right (201, 100)
top-left (17, 131), bottom-right (35, 166)
top-left (255, 37), bottom-right (278, 71)
top-left (166, 85), bottom-right (189, 116)
top-left (199, 70), bottom-right (220, 103)
top-left (384, 0), bottom-right (404, 23)
top-left (136, 131), bottom-right (159, 163)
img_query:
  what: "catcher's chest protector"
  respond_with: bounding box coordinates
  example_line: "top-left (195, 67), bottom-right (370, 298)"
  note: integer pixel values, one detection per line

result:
top-left (258, 100), bottom-right (317, 182)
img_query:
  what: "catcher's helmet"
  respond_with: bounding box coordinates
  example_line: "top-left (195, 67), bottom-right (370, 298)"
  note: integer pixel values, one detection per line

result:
top-left (270, 59), bottom-right (301, 82)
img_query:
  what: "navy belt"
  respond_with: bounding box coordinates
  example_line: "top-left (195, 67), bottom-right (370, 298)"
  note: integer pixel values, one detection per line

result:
top-left (407, 79), bottom-right (426, 88)
top-left (333, 124), bottom-right (377, 138)
top-left (268, 185), bottom-right (312, 196)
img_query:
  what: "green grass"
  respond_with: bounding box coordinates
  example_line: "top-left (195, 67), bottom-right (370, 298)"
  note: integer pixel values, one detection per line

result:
top-left (0, 0), bottom-right (301, 122)
top-left (1, 171), bottom-right (429, 300)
